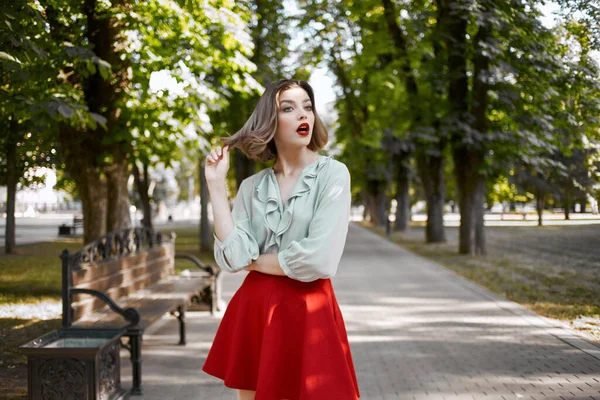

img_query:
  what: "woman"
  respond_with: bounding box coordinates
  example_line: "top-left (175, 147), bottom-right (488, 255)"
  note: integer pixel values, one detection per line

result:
top-left (202, 79), bottom-right (360, 400)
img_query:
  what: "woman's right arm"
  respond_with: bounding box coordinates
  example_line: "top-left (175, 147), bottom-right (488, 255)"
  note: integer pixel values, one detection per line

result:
top-left (207, 178), bottom-right (235, 243)
top-left (205, 145), bottom-right (259, 272)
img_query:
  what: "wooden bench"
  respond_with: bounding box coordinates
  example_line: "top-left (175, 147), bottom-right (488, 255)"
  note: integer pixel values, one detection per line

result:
top-left (58, 215), bottom-right (84, 236)
top-left (60, 228), bottom-right (221, 395)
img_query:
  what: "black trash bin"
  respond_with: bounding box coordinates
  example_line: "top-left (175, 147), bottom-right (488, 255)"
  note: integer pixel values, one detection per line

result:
top-left (20, 328), bottom-right (128, 400)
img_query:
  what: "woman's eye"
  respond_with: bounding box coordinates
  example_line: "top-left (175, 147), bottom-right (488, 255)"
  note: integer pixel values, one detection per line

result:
top-left (305, 106), bottom-right (313, 111)
top-left (283, 106), bottom-right (292, 112)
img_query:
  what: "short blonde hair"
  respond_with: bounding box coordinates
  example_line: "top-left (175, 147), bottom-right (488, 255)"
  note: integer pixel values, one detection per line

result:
top-left (222, 79), bottom-right (328, 162)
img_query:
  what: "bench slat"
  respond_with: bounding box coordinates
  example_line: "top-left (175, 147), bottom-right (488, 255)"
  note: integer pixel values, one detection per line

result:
top-left (73, 297), bottom-right (182, 330)
top-left (72, 276), bottom-right (212, 330)
top-left (72, 257), bottom-right (174, 319)
top-left (74, 253), bottom-right (173, 292)
top-left (72, 245), bottom-right (173, 286)
top-left (70, 245), bottom-right (176, 318)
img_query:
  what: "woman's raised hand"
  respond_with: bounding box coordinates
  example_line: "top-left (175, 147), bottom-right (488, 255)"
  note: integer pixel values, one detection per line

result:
top-left (205, 145), bottom-right (230, 182)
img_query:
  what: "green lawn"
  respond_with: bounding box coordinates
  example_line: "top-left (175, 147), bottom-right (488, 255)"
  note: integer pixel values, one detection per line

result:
top-left (0, 229), bottom-right (216, 305)
top-left (0, 318), bottom-right (62, 399)
top-left (170, 227), bottom-right (217, 272)
top-left (0, 240), bottom-right (82, 305)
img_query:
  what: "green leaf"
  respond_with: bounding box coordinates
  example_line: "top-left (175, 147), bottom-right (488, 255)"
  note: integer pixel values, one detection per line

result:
top-left (86, 60), bottom-right (96, 75)
top-left (96, 59), bottom-right (112, 80)
top-left (58, 105), bottom-right (75, 118)
top-left (90, 112), bottom-right (108, 125)
top-left (0, 51), bottom-right (19, 63)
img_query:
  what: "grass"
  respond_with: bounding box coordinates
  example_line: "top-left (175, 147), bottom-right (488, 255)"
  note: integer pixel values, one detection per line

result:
top-left (0, 228), bottom-right (216, 399)
top-left (0, 318), bottom-right (62, 399)
top-left (170, 227), bottom-right (218, 273)
top-left (0, 240), bottom-right (82, 305)
top-left (362, 222), bottom-right (600, 331)
top-left (0, 230), bottom-right (216, 305)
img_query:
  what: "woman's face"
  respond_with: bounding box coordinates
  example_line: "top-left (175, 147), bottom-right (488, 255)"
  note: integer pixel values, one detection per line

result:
top-left (275, 86), bottom-right (315, 148)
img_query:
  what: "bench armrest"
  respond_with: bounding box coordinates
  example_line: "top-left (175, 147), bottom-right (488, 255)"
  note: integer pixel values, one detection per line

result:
top-left (175, 253), bottom-right (217, 275)
top-left (70, 288), bottom-right (140, 326)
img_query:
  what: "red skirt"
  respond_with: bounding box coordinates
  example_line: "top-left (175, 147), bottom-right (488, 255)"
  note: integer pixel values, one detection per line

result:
top-left (202, 271), bottom-right (360, 400)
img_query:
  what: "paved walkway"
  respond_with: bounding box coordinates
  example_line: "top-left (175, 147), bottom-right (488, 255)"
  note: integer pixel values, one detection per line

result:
top-left (121, 223), bottom-right (600, 399)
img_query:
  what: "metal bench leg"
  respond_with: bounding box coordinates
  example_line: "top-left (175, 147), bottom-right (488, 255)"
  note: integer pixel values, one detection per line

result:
top-left (129, 330), bottom-right (143, 395)
top-left (177, 305), bottom-right (186, 345)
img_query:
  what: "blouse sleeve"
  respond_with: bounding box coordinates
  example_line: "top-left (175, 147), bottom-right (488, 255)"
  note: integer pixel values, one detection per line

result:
top-left (277, 163), bottom-right (351, 282)
top-left (213, 178), bottom-right (260, 272)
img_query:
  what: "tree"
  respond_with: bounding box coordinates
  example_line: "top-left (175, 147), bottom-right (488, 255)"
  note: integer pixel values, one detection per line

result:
top-left (38, 0), bottom-right (257, 243)
top-left (1, 0), bottom-right (102, 252)
top-left (552, 18), bottom-right (600, 217)
top-left (295, 0), bottom-right (599, 257)
top-left (503, 12), bottom-right (600, 226)
top-left (297, 0), bottom-right (416, 229)
top-left (441, 0), bottom-right (581, 253)
top-left (558, 0), bottom-right (600, 49)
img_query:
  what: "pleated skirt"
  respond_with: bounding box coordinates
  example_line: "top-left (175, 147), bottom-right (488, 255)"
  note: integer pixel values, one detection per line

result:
top-left (202, 270), bottom-right (360, 400)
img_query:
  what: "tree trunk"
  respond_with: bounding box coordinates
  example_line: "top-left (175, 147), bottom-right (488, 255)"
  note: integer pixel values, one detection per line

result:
top-left (365, 195), bottom-right (374, 224)
top-left (416, 152), bottom-right (446, 243)
top-left (467, 18), bottom-right (491, 256)
top-left (536, 192), bottom-right (544, 226)
top-left (105, 156), bottom-right (131, 232)
top-left (132, 161), bottom-right (153, 230)
top-left (376, 193), bottom-right (388, 227)
top-left (564, 196), bottom-right (570, 220)
top-left (234, 149), bottom-right (255, 190)
top-left (454, 150), bottom-right (487, 254)
top-left (447, 0), bottom-right (490, 255)
top-left (85, 0), bottom-right (130, 234)
top-left (471, 11), bottom-right (491, 256)
top-left (199, 160), bottom-right (211, 252)
top-left (360, 192), bottom-right (370, 222)
top-left (77, 168), bottom-right (107, 244)
top-left (474, 176), bottom-right (486, 255)
top-left (366, 180), bottom-right (387, 226)
top-left (455, 155), bottom-right (475, 255)
top-left (366, 194), bottom-right (377, 224)
top-left (394, 157), bottom-right (410, 232)
top-left (4, 117), bottom-right (18, 254)
top-left (382, 0), bottom-right (424, 231)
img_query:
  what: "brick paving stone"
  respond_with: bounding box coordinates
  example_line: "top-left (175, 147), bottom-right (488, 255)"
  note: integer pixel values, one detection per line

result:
top-left (120, 223), bottom-right (600, 399)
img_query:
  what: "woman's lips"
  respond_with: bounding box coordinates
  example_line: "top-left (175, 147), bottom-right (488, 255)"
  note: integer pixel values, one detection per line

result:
top-left (297, 123), bottom-right (310, 136)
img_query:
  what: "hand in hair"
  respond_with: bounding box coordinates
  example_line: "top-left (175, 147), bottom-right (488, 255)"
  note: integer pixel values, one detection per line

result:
top-left (205, 145), bottom-right (230, 182)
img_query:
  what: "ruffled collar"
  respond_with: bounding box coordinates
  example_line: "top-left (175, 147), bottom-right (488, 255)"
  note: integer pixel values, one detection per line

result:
top-left (254, 154), bottom-right (332, 250)
top-left (255, 154), bottom-right (332, 206)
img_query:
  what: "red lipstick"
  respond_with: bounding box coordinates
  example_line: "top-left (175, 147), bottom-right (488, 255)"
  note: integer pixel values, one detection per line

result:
top-left (296, 122), bottom-right (310, 136)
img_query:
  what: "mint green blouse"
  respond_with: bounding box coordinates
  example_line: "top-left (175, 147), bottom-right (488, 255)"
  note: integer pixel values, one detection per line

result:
top-left (213, 155), bottom-right (351, 282)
